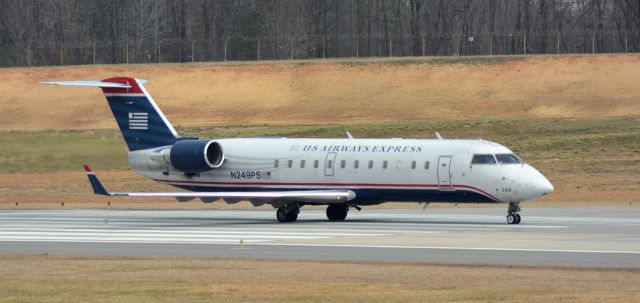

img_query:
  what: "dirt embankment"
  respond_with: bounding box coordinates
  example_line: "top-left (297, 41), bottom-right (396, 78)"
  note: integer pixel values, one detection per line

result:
top-left (1, 55), bottom-right (639, 131)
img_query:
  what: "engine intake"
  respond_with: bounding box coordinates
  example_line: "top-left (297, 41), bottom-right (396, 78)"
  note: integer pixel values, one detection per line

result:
top-left (169, 140), bottom-right (224, 173)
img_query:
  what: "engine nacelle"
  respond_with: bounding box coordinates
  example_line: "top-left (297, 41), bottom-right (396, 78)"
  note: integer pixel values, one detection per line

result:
top-left (169, 140), bottom-right (224, 173)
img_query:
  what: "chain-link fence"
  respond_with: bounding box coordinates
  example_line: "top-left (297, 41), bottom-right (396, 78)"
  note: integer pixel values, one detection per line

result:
top-left (2, 32), bottom-right (638, 67)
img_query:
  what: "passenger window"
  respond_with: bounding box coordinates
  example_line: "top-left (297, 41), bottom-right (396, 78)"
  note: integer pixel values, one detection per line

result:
top-left (424, 161), bottom-right (430, 170)
top-left (382, 160), bottom-right (388, 169)
top-left (314, 160), bottom-right (319, 168)
top-left (327, 160), bottom-right (333, 169)
top-left (340, 160), bottom-right (346, 169)
top-left (396, 160), bottom-right (402, 169)
top-left (354, 160), bottom-right (359, 169)
top-left (287, 160), bottom-right (293, 168)
top-left (411, 161), bottom-right (416, 169)
top-left (471, 154), bottom-right (497, 165)
top-left (274, 159), bottom-right (279, 168)
top-left (368, 160), bottom-right (374, 169)
top-left (300, 160), bottom-right (305, 168)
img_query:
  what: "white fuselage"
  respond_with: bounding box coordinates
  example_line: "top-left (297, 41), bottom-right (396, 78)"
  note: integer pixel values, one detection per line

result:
top-left (128, 138), bottom-right (554, 206)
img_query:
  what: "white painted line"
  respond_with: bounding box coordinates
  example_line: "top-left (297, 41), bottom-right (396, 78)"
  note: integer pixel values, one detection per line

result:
top-left (0, 239), bottom-right (269, 244)
top-left (0, 232), bottom-right (330, 240)
top-left (0, 231), bottom-right (389, 237)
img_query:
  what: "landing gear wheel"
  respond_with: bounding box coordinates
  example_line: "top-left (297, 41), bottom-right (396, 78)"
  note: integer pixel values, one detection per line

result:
top-left (506, 202), bottom-right (522, 225)
top-left (326, 204), bottom-right (349, 221)
top-left (276, 207), bottom-right (299, 223)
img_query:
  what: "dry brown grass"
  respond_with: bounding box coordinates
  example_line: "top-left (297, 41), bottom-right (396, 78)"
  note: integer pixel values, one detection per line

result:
top-left (2, 55), bottom-right (640, 131)
top-left (0, 254), bottom-right (638, 303)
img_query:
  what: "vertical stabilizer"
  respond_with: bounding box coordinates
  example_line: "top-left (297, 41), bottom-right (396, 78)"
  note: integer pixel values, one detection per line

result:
top-left (45, 77), bottom-right (179, 151)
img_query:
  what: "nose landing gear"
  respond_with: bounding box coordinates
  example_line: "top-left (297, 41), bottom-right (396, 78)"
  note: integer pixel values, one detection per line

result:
top-left (506, 202), bottom-right (521, 224)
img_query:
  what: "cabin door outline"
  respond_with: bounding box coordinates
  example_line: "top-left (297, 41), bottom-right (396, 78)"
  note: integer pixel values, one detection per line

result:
top-left (438, 156), bottom-right (454, 190)
top-left (325, 152), bottom-right (337, 176)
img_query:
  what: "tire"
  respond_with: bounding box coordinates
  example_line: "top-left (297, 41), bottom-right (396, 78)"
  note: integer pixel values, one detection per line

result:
top-left (326, 205), bottom-right (348, 221)
top-left (285, 210), bottom-right (298, 222)
top-left (515, 214), bottom-right (521, 224)
top-left (507, 214), bottom-right (517, 224)
top-left (276, 208), bottom-right (288, 222)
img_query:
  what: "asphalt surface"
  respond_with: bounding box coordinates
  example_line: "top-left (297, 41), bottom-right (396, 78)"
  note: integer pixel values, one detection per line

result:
top-left (1, 207), bottom-right (639, 268)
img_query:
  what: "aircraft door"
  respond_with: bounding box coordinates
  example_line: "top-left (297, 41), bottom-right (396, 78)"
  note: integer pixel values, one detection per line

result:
top-left (438, 156), bottom-right (454, 190)
top-left (325, 152), bottom-right (337, 176)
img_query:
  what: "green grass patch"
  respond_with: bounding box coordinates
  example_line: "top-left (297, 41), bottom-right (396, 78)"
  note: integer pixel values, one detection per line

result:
top-left (0, 117), bottom-right (638, 175)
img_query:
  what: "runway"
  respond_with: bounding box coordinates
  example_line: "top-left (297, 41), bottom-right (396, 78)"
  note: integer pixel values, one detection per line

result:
top-left (1, 207), bottom-right (639, 268)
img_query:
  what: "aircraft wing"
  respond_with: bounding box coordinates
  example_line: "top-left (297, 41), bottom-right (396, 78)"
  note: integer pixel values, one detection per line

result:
top-left (83, 165), bottom-right (355, 204)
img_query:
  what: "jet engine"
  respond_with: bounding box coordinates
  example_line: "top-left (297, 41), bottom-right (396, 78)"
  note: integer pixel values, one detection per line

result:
top-left (169, 140), bottom-right (224, 173)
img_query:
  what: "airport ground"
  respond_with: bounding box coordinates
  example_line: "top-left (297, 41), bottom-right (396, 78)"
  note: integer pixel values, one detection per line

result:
top-left (1, 254), bottom-right (639, 303)
top-left (1, 54), bottom-right (639, 301)
top-left (1, 208), bottom-right (639, 302)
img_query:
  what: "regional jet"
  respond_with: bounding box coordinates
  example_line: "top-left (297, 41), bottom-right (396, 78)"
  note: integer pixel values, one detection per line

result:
top-left (46, 77), bottom-right (553, 224)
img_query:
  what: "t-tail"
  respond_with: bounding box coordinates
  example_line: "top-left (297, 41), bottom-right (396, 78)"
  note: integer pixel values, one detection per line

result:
top-left (45, 77), bottom-right (178, 151)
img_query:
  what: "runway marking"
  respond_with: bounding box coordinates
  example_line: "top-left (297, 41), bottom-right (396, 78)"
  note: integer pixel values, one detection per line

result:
top-left (0, 238), bottom-right (271, 244)
top-left (0, 220), bottom-right (569, 229)
top-left (0, 229), bottom-right (391, 237)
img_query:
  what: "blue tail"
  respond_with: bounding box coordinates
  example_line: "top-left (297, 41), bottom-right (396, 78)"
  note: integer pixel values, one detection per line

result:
top-left (100, 77), bottom-right (178, 151)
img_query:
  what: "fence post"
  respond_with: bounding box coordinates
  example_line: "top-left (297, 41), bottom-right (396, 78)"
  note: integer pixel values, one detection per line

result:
top-left (356, 39), bottom-right (359, 58)
top-left (257, 38), bottom-right (261, 61)
top-left (592, 33), bottom-right (595, 53)
top-left (191, 40), bottom-right (195, 62)
top-left (489, 34), bottom-right (493, 56)
top-left (60, 46), bottom-right (63, 65)
top-left (523, 33), bottom-right (527, 54)
top-left (389, 38), bottom-right (392, 57)
top-left (557, 31), bottom-right (560, 54)
top-left (422, 36), bottom-right (426, 56)
top-left (93, 44), bottom-right (96, 64)
top-left (625, 32), bottom-right (628, 53)
top-left (290, 38), bottom-right (294, 59)
top-left (27, 44), bottom-right (30, 67)
top-left (126, 42), bottom-right (129, 64)
top-left (158, 43), bottom-right (161, 63)
top-left (455, 35), bottom-right (459, 55)
top-left (224, 38), bottom-right (227, 61)
top-left (322, 36), bottom-right (326, 59)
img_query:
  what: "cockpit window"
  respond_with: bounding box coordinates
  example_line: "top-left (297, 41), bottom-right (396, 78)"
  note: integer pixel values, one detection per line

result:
top-left (471, 154), bottom-right (497, 164)
top-left (495, 153), bottom-right (522, 164)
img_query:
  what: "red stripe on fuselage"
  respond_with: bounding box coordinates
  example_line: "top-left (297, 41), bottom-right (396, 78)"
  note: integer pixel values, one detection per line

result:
top-left (152, 179), bottom-right (501, 202)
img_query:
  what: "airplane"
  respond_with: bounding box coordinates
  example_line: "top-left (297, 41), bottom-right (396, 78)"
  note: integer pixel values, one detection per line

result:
top-left (46, 77), bottom-right (554, 224)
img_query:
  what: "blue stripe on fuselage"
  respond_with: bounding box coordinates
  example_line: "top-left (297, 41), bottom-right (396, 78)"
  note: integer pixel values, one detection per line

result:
top-left (164, 184), bottom-right (498, 205)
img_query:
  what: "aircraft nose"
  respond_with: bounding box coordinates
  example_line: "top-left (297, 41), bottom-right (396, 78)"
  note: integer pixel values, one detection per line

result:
top-left (535, 176), bottom-right (554, 196)
top-left (518, 165), bottom-right (554, 201)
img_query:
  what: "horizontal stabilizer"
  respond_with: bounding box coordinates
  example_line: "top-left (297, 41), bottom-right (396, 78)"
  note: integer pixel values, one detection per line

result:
top-left (43, 80), bottom-right (132, 88)
top-left (83, 165), bottom-right (355, 204)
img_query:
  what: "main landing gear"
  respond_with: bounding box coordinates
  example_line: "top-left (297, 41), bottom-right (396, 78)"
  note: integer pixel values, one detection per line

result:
top-left (276, 204), bottom-right (357, 223)
top-left (506, 202), bottom-right (522, 224)
top-left (276, 205), bottom-right (300, 223)
top-left (326, 204), bottom-right (349, 221)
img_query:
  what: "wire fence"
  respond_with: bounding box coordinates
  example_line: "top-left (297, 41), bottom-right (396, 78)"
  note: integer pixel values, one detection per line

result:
top-left (2, 32), bottom-right (638, 67)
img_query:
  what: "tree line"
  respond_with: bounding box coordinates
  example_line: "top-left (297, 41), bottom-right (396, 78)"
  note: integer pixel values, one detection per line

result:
top-left (1, 0), bottom-right (640, 66)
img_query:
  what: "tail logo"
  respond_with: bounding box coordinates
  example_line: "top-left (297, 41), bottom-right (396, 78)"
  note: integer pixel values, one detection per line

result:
top-left (128, 112), bottom-right (149, 130)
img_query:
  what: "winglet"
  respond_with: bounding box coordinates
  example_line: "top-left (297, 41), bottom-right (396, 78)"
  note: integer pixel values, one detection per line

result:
top-left (83, 165), bottom-right (110, 196)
